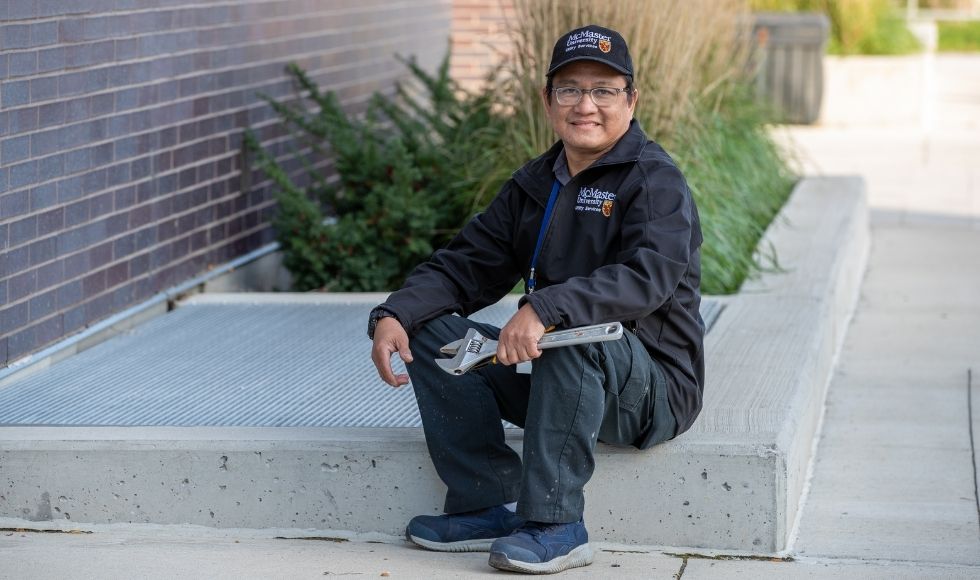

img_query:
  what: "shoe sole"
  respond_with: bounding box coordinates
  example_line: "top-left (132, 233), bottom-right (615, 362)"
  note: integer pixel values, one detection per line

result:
top-left (488, 543), bottom-right (595, 574)
top-left (406, 530), bottom-right (496, 553)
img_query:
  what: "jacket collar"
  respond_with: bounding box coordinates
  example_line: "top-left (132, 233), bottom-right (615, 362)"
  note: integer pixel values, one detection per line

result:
top-left (513, 119), bottom-right (648, 207)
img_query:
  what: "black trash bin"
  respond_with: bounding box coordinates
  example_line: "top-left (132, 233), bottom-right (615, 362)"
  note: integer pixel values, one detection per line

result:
top-left (752, 12), bottom-right (830, 125)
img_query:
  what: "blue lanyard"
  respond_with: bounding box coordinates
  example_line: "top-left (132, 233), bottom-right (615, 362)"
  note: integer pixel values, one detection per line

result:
top-left (528, 179), bottom-right (561, 293)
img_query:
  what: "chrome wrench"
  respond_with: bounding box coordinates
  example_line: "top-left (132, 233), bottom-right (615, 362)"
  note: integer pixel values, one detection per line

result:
top-left (435, 322), bottom-right (624, 375)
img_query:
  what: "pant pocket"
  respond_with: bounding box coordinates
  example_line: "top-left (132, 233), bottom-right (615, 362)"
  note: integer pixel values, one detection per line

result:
top-left (617, 334), bottom-right (650, 412)
top-left (645, 363), bottom-right (677, 446)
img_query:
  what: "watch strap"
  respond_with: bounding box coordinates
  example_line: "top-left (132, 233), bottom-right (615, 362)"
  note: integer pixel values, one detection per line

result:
top-left (367, 306), bottom-right (398, 340)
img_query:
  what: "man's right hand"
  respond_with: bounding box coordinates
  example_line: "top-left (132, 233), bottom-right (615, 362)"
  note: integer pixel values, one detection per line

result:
top-left (371, 317), bottom-right (413, 388)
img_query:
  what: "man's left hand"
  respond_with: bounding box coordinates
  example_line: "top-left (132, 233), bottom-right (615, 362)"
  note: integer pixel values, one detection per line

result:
top-left (496, 304), bottom-right (547, 366)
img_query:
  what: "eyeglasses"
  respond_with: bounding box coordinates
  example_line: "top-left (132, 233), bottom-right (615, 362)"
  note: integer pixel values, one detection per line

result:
top-left (552, 86), bottom-right (631, 107)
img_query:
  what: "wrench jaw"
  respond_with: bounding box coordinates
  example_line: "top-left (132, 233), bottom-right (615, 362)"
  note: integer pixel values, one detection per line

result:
top-left (439, 339), bottom-right (464, 356)
top-left (435, 329), bottom-right (498, 375)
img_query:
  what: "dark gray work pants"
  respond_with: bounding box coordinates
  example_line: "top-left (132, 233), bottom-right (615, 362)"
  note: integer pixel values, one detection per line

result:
top-left (406, 314), bottom-right (676, 524)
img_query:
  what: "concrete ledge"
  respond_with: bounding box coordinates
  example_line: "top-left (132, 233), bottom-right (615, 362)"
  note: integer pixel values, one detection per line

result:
top-left (0, 177), bottom-right (869, 553)
top-left (677, 175), bottom-right (870, 551)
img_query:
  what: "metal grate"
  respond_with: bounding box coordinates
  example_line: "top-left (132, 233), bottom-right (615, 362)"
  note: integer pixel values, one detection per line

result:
top-left (0, 296), bottom-right (722, 428)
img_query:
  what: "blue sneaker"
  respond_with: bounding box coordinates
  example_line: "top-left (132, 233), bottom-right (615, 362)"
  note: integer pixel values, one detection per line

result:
top-left (406, 505), bottom-right (525, 552)
top-left (488, 520), bottom-right (594, 574)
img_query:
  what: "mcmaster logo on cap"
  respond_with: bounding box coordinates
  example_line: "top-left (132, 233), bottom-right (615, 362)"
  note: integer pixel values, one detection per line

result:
top-left (547, 24), bottom-right (634, 77)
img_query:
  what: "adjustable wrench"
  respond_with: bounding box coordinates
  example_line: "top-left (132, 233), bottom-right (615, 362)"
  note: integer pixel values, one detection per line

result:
top-left (435, 322), bottom-right (624, 375)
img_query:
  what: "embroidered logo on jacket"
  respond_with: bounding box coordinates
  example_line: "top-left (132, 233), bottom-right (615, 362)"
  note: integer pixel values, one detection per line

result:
top-left (575, 186), bottom-right (617, 216)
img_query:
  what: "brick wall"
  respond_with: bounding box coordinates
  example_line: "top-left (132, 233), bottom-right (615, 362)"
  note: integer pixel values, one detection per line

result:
top-left (450, 0), bottom-right (513, 92)
top-left (0, 0), bottom-right (450, 367)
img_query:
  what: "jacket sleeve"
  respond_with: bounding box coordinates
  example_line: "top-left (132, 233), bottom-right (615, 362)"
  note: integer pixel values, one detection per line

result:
top-left (522, 163), bottom-right (696, 328)
top-left (380, 183), bottom-right (523, 336)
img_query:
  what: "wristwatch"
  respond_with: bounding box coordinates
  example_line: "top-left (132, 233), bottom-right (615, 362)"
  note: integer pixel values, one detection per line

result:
top-left (367, 306), bottom-right (399, 340)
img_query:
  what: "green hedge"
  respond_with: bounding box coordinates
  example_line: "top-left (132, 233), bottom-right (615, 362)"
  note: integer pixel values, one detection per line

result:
top-left (752, 0), bottom-right (921, 55)
top-left (670, 91), bottom-right (795, 295)
top-left (938, 20), bottom-right (980, 52)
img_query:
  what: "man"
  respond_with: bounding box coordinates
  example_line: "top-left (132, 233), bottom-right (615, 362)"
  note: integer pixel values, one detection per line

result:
top-left (368, 24), bottom-right (704, 574)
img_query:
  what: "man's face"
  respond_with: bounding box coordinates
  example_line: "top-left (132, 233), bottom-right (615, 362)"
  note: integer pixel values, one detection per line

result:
top-left (542, 60), bottom-right (637, 163)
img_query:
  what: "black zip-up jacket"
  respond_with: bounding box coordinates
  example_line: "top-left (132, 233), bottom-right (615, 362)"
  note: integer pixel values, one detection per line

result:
top-left (378, 120), bottom-right (705, 439)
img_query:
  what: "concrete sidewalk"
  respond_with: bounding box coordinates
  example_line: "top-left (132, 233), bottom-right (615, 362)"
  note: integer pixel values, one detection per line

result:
top-left (794, 226), bottom-right (980, 567)
top-left (0, 520), bottom-right (976, 579)
top-left (2, 55), bottom-right (980, 579)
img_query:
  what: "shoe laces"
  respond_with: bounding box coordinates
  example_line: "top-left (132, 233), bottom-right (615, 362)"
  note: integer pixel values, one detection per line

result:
top-left (522, 521), bottom-right (564, 539)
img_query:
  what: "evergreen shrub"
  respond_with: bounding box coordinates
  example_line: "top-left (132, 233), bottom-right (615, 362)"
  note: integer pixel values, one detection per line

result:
top-left (244, 56), bottom-right (505, 291)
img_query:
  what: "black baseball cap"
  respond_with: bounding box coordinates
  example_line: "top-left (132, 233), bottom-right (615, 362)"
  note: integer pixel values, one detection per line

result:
top-left (546, 24), bottom-right (634, 78)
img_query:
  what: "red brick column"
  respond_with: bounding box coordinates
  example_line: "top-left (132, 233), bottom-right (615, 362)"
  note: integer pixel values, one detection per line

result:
top-left (450, 0), bottom-right (515, 92)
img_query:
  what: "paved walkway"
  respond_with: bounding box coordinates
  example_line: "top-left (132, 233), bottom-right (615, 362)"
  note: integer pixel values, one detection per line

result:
top-left (776, 54), bottom-right (980, 228)
top-left (793, 226), bottom-right (980, 567)
top-left (2, 55), bottom-right (980, 579)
